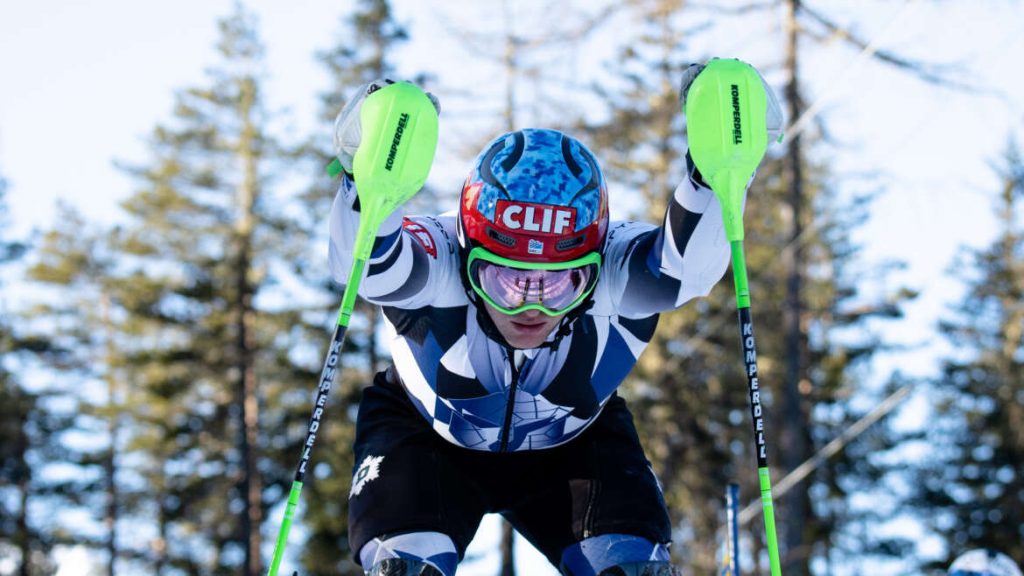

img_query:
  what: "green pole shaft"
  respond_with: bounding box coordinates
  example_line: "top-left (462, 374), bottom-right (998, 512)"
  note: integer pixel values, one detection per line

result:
top-left (337, 257), bottom-right (368, 327)
top-left (266, 255), bottom-right (368, 576)
top-left (267, 480), bottom-right (304, 576)
top-left (730, 240), bottom-right (783, 576)
top-left (263, 79), bottom-right (439, 576)
top-left (759, 468), bottom-right (782, 576)
top-left (729, 240), bottom-right (751, 309)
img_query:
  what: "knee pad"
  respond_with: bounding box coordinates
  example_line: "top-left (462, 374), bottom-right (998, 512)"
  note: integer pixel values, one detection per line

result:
top-left (597, 562), bottom-right (679, 576)
top-left (366, 558), bottom-right (444, 576)
top-left (560, 534), bottom-right (673, 576)
top-left (360, 531), bottom-right (457, 576)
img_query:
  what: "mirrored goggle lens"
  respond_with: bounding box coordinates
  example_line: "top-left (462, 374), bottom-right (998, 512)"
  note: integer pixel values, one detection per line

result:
top-left (473, 261), bottom-right (596, 312)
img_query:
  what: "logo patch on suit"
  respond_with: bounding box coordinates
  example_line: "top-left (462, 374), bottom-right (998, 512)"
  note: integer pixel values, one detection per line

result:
top-left (403, 219), bottom-right (437, 258)
top-left (350, 455), bottom-right (384, 497)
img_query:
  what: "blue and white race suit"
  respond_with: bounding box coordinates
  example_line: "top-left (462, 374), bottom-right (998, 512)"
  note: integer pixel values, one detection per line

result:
top-left (329, 170), bottom-right (734, 453)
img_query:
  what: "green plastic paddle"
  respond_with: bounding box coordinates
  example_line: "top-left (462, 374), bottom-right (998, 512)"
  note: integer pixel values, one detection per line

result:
top-left (685, 58), bottom-right (783, 576)
top-left (267, 81), bottom-right (438, 576)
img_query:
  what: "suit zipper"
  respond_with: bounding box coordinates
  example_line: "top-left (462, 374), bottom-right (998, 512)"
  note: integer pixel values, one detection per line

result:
top-left (498, 348), bottom-right (520, 452)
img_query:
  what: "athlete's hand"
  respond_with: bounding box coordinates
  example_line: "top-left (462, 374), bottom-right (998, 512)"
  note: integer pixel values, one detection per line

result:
top-left (680, 60), bottom-right (784, 144)
top-left (333, 79), bottom-right (441, 177)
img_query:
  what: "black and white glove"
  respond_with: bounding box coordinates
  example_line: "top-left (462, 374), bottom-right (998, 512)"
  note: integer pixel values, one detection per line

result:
top-left (679, 60), bottom-right (784, 144)
top-left (333, 79), bottom-right (441, 177)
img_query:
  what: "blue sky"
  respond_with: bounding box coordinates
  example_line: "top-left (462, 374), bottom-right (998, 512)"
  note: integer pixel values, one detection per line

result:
top-left (2, 1), bottom-right (1024, 574)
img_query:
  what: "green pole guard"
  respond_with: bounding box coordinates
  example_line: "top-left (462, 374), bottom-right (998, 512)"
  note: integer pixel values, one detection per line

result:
top-left (684, 58), bottom-right (770, 243)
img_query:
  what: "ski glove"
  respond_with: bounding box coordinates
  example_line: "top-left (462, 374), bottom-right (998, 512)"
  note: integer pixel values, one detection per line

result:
top-left (333, 79), bottom-right (441, 177)
top-left (679, 60), bottom-right (784, 144)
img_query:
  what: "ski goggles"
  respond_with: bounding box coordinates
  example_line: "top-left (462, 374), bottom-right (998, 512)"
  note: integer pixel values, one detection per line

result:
top-left (466, 247), bottom-right (601, 316)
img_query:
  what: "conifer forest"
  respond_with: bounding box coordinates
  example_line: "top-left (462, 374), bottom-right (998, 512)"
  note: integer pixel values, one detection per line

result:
top-left (1, 1), bottom-right (1022, 575)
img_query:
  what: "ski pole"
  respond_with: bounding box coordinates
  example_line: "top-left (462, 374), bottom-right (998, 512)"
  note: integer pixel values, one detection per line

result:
top-left (684, 58), bottom-right (783, 576)
top-left (266, 81), bottom-right (439, 576)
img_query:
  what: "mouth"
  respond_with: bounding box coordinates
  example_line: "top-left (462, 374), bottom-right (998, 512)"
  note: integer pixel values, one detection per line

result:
top-left (511, 320), bottom-right (549, 333)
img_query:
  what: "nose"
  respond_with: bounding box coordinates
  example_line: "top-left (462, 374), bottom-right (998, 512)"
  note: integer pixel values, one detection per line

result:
top-left (516, 308), bottom-right (544, 320)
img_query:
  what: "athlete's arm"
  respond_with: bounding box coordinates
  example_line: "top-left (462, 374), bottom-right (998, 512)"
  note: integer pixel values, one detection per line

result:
top-left (606, 154), bottom-right (738, 318)
top-left (328, 176), bottom-right (460, 308)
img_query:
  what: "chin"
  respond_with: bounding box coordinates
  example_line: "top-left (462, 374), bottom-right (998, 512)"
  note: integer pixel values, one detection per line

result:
top-left (508, 336), bottom-right (547, 349)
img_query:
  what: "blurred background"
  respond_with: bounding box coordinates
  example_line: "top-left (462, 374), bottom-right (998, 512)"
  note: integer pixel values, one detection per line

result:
top-left (1, 1), bottom-right (1022, 575)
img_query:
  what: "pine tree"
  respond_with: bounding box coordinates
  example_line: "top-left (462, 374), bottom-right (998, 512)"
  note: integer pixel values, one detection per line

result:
top-left (769, 2), bottom-right (962, 570)
top-left (25, 204), bottom-right (130, 575)
top-left (291, 1), bottom-right (412, 573)
top-left (579, 3), bottom-right (917, 573)
top-left (0, 375), bottom-right (59, 576)
top-left (103, 4), bottom-right (324, 574)
top-left (0, 174), bottom-right (61, 575)
top-left (574, 3), bottom-right (733, 571)
top-left (912, 140), bottom-right (1024, 569)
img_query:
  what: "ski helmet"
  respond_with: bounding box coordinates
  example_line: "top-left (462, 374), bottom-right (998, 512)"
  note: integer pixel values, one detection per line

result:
top-left (457, 129), bottom-right (609, 316)
top-left (949, 549), bottom-right (1023, 576)
top-left (458, 128), bottom-right (608, 263)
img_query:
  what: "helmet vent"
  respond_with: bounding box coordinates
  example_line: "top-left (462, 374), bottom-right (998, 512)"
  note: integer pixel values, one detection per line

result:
top-left (556, 235), bottom-right (585, 252)
top-left (502, 131), bottom-right (526, 172)
top-left (486, 227), bottom-right (516, 247)
top-left (561, 136), bottom-right (583, 177)
top-left (479, 139), bottom-right (511, 199)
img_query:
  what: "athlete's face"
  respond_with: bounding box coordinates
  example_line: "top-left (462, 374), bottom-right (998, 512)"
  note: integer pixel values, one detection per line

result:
top-left (484, 303), bottom-right (566, 349)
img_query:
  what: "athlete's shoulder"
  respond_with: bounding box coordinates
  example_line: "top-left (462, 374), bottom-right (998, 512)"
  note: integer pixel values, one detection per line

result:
top-left (401, 212), bottom-right (459, 260)
top-left (603, 220), bottom-right (657, 256)
top-left (587, 220), bottom-right (652, 315)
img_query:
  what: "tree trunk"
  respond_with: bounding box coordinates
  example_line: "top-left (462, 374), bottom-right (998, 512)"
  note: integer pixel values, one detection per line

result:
top-left (16, 406), bottom-right (30, 576)
top-left (105, 423), bottom-right (118, 576)
top-left (155, 490), bottom-right (168, 575)
top-left (499, 519), bottom-right (516, 576)
top-left (236, 75), bottom-right (263, 576)
top-left (502, 0), bottom-right (517, 132)
top-left (103, 293), bottom-right (120, 576)
top-left (238, 297), bottom-right (261, 576)
top-left (781, 1), bottom-right (812, 574)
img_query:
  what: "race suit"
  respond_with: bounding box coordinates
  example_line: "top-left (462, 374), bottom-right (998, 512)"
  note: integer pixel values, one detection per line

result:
top-left (328, 169), bottom-right (731, 453)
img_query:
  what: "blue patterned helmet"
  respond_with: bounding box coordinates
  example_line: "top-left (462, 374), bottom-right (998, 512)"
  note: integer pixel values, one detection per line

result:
top-left (458, 129), bottom-right (609, 264)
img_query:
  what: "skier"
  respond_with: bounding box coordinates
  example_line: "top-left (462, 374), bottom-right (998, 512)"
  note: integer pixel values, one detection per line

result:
top-left (948, 549), bottom-right (1023, 576)
top-left (329, 64), bottom-right (781, 576)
